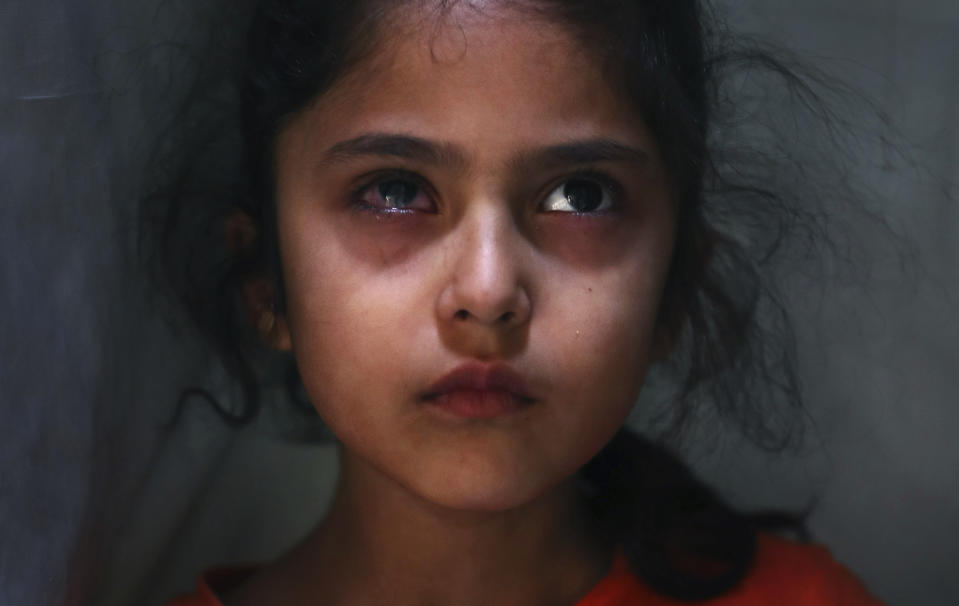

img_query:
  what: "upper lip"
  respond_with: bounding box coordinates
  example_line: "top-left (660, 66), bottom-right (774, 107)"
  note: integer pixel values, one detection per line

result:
top-left (422, 361), bottom-right (535, 402)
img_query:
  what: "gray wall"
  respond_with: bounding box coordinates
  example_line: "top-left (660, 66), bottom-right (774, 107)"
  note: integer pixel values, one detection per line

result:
top-left (711, 3), bottom-right (959, 605)
top-left (1, 1), bottom-right (955, 605)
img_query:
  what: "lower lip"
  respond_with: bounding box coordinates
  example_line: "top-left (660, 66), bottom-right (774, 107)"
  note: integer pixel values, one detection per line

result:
top-left (425, 390), bottom-right (531, 419)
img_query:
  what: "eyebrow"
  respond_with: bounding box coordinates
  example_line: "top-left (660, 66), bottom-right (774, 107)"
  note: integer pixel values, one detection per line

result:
top-left (517, 140), bottom-right (650, 169)
top-left (322, 132), bottom-right (650, 170)
top-left (324, 133), bottom-right (468, 169)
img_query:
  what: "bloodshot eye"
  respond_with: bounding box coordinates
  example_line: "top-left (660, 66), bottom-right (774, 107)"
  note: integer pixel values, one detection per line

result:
top-left (353, 174), bottom-right (434, 213)
top-left (541, 178), bottom-right (615, 213)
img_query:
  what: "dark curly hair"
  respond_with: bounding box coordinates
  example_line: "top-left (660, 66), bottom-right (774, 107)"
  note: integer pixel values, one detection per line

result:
top-left (139, 0), bottom-right (870, 598)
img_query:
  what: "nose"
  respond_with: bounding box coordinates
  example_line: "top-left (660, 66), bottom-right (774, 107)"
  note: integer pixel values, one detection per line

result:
top-left (436, 205), bottom-right (532, 331)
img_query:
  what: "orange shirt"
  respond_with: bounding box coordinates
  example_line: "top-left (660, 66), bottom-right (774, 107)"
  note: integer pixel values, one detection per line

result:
top-left (166, 534), bottom-right (884, 605)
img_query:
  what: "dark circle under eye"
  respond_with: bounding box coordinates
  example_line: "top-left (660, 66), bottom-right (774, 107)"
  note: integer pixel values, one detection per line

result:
top-left (563, 179), bottom-right (604, 212)
top-left (377, 180), bottom-right (419, 208)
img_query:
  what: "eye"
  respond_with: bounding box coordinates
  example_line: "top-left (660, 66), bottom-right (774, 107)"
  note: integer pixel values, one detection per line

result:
top-left (353, 174), bottom-right (434, 213)
top-left (541, 177), bottom-right (616, 213)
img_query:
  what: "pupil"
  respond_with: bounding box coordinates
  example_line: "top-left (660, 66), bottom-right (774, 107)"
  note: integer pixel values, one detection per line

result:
top-left (378, 180), bottom-right (416, 208)
top-left (563, 180), bottom-right (602, 212)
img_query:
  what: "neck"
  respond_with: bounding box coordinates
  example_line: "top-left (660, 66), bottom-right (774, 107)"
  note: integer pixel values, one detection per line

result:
top-left (276, 448), bottom-right (610, 606)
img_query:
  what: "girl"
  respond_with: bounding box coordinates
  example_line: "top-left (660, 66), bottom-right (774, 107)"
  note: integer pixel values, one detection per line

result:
top-left (149, 0), bottom-right (886, 603)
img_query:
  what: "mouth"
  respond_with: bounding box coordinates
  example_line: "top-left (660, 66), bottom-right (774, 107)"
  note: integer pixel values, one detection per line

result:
top-left (424, 390), bottom-right (534, 419)
top-left (420, 361), bottom-right (536, 419)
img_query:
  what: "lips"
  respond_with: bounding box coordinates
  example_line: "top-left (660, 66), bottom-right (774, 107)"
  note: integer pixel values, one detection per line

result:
top-left (421, 362), bottom-right (536, 418)
top-left (422, 361), bottom-right (535, 401)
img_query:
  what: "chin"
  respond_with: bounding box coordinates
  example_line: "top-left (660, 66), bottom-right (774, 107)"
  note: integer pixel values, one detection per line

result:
top-left (410, 460), bottom-right (563, 514)
top-left (423, 486), bottom-right (542, 514)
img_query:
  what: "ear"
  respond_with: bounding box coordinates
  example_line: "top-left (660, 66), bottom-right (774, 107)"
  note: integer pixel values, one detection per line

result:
top-left (241, 276), bottom-right (292, 351)
top-left (226, 210), bottom-right (292, 352)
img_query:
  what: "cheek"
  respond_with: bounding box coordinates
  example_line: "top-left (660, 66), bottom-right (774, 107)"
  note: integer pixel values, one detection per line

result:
top-left (337, 212), bottom-right (439, 268)
top-left (542, 261), bottom-right (667, 413)
top-left (575, 296), bottom-right (656, 399)
top-left (281, 235), bottom-right (424, 419)
top-left (526, 293), bottom-right (657, 485)
top-left (534, 215), bottom-right (633, 269)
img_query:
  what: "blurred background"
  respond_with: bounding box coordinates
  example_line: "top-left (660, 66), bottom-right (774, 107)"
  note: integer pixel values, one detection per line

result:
top-left (1, 1), bottom-right (956, 604)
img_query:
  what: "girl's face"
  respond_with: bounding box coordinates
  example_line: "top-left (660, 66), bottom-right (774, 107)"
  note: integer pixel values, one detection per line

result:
top-left (272, 7), bottom-right (675, 511)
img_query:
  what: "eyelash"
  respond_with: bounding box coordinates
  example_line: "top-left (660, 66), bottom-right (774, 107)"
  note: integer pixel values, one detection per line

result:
top-left (546, 170), bottom-right (623, 215)
top-left (349, 169), bottom-right (434, 216)
top-left (347, 168), bottom-right (624, 216)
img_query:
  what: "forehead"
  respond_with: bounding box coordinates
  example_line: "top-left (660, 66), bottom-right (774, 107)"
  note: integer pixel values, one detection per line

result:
top-left (281, 4), bottom-right (655, 164)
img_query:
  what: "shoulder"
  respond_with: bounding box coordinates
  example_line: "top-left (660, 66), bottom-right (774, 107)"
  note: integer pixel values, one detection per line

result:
top-left (580, 534), bottom-right (884, 606)
top-left (163, 568), bottom-right (256, 606)
top-left (720, 533), bottom-right (885, 605)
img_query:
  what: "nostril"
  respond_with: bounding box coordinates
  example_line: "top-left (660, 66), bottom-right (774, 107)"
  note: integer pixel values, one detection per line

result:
top-left (452, 309), bottom-right (517, 324)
